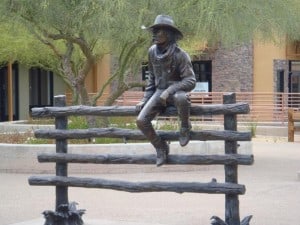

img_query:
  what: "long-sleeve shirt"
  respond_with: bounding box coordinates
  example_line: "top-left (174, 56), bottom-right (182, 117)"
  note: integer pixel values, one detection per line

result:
top-left (142, 44), bottom-right (196, 102)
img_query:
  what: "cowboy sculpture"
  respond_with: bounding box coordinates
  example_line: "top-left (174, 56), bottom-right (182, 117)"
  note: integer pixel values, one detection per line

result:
top-left (136, 15), bottom-right (196, 166)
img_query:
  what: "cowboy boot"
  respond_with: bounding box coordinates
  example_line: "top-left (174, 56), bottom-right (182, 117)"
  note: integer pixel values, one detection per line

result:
top-left (178, 109), bottom-right (192, 147)
top-left (155, 139), bottom-right (169, 166)
top-left (147, 134), bottom-right (169, 166)
top-left (174, 92), bottom-right (192, 147)
top-left (179, 125), bottom-right (191, 147)
top-left (136, 119), bottom-right (169, 166)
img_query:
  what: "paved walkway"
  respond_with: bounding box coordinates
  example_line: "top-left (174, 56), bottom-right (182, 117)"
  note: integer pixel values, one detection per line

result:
top-left (1, 138), bottom-right (300, 225)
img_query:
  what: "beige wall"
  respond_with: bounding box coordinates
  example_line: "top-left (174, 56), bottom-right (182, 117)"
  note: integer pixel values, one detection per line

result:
top-left (85, 54), bottom-right (111, 104)
top-left (53, 73), bottom-right (66, 96)
top-left (253, 41), bottom-right (286, 92)
top-left (18, 65), bottom-right (30, 120)
top-left (86, 54), bottom-right (111, 92)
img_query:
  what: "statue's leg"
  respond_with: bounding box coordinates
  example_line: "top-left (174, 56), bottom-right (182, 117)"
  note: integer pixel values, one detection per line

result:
top-left (136, 91), bottom-right (169, 166)
top-left (173, 91), bottom-right (191, 147)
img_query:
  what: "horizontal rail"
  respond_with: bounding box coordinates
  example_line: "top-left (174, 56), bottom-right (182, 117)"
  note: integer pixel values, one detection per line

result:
top-left (112, 91), bottom-right (300, 122)
top-left (31, 103), bottom-right (250, 118)
top-left (34, 128), bottom-right (252, 141)
top-left (37, 153), bottom-right (254, 165)
top-left (28, 176), bottom-right (245, 195)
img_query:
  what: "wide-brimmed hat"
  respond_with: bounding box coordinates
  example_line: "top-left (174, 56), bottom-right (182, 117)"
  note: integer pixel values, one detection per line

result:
top-left (144, 15), bottom-right (183, 39)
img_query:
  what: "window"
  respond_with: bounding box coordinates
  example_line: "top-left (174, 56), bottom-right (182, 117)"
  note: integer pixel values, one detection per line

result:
top-left (291, 73), bottom-right (300, 93)
top-left (192, 61), bottom-right (212, 92)
top-left (289, 61), bottom-right (300, 93)
top-left (29, 68), bottom-right (53, 109)
top-left (276, 70), bottom-right (284, 93)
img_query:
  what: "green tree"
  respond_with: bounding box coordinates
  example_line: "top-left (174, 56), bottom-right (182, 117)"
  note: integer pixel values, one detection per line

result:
top-left (0, 0), bottom-right (151, 105)
top-left (1, 0), bottom-right (300, 106)
top-left (163, 0), bottom-right (300, 52)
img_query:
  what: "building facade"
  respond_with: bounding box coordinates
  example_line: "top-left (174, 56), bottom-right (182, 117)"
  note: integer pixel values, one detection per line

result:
top-left (1, 40), bottom-right (300, 122)
top-left (0, 63), bottom-right (66, 121)
top-left (0, 55), bottom-right (111, 122)
top-left (191, 40), bottom-right (300, 95)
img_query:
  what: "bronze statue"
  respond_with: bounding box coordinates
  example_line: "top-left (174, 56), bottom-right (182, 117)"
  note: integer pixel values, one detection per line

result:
top-left (136, 15), bottom-right (196, 166)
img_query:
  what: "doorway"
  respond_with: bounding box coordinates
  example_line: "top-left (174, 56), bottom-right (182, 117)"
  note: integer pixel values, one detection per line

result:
top-left (29, 68), bottom-right (54, 110)
top-left (288, 61), bottom-right (300, 108)
top-left (289, 61), bottom-right (300, 93)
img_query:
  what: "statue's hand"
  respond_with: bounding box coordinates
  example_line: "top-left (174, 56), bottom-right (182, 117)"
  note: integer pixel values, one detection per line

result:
top-left (159, 90), bottom-right (169, 107)
top-left (136, 101), bottom-right (145, 111)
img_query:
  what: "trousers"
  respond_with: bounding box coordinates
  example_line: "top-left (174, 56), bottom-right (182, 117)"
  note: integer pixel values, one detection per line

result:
top-left (136, 89), bottom-right (191, 148)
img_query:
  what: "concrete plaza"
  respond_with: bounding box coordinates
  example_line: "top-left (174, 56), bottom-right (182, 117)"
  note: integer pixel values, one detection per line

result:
top-left (1, 137), bottom-right (300, 225)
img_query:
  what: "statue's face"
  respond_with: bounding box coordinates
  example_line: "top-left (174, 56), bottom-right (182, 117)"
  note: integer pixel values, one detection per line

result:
top-left (152, 28), bottom-right (169, 45)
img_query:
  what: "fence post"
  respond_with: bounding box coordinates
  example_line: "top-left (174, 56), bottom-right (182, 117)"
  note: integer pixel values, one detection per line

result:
top-left (288, 108), bottom-right (294, 142)
top-left (223, 93), bottom-right (240, 225)
top-left (54, 95), bottom-right (68, 210)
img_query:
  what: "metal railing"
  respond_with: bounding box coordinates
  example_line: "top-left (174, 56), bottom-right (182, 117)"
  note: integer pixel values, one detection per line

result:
top-left (188, 92), bottom-right (300, 123)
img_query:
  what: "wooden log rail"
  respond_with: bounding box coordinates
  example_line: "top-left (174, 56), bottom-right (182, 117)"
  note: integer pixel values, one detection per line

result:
top-left (31, 102), bottom-right (250, 117)
top-left (29, 93), bottom-right (253, 225)
top-left (34, 128), bottom-right (251, 141)
top-left (36, 153), bottom-right (254, 165)
top-left (288, 108), bottom-right (300, 142)
top-left (29, 176), bottom-right (245, 195)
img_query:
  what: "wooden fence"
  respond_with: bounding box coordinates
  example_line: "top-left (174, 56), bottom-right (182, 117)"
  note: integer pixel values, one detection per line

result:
top-left (29, 93), bottom-right (253, 225)
top-left (113, 91), bottom-right (300, 123)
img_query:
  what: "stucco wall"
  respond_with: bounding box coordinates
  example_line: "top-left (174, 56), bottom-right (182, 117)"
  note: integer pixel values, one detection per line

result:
top-left (83, 55), bottom-right (111, 104)
top-left (18, 65), bottom-right (29, 120)
top-left (253, 42), bottom-right (286, 92)
top-left (53, 73), bottom-right (67, 96)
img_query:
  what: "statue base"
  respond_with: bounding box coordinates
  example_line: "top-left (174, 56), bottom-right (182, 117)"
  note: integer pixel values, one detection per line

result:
top-left (42, 202), bottom-right (85, 225)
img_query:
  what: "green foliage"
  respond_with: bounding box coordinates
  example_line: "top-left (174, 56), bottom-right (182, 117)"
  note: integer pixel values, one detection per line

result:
top-left (25, 137), bottom-right (52, 144)
top-left (1, 0), bottom-right (300, 106)
top-left (92, 116), bottom-right (137, 144)
top-left (0, 116), bottom-right (138, 144)
top-left (68, 116), bottom-right (89, 130)
top-left (3, 0), bottom-right (300, 54)
top-left (155, 118), bottom-right (179, 131)
top-left (108, 116), bottom-right (137, 129)
top-left (67, 116), bottom-right (137, 144)
top-left (67, 116), bottom-right (137, 130)
top-left (26, 118), bottom-right (55, 125)
top-left (247, 121), bottom-right (258, 138)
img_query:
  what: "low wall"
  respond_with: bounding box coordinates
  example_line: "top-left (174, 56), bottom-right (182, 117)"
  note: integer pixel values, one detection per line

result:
top-left (0, 120), bottom-right (54, 133)
top-left (0, 141), bottom-right (252, 174)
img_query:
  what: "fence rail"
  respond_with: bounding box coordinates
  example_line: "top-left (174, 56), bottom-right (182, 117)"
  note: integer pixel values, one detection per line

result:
top-left (29, 93), bottom-right (253, 225)
top-left (110, 91), bottom-right (300, 123)
top-left (29, 175), bottom-right (246, 194)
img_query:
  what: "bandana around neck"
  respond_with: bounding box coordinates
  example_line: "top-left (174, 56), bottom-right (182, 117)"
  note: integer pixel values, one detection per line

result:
top-left (154, 43), bottom-right (177, 60)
